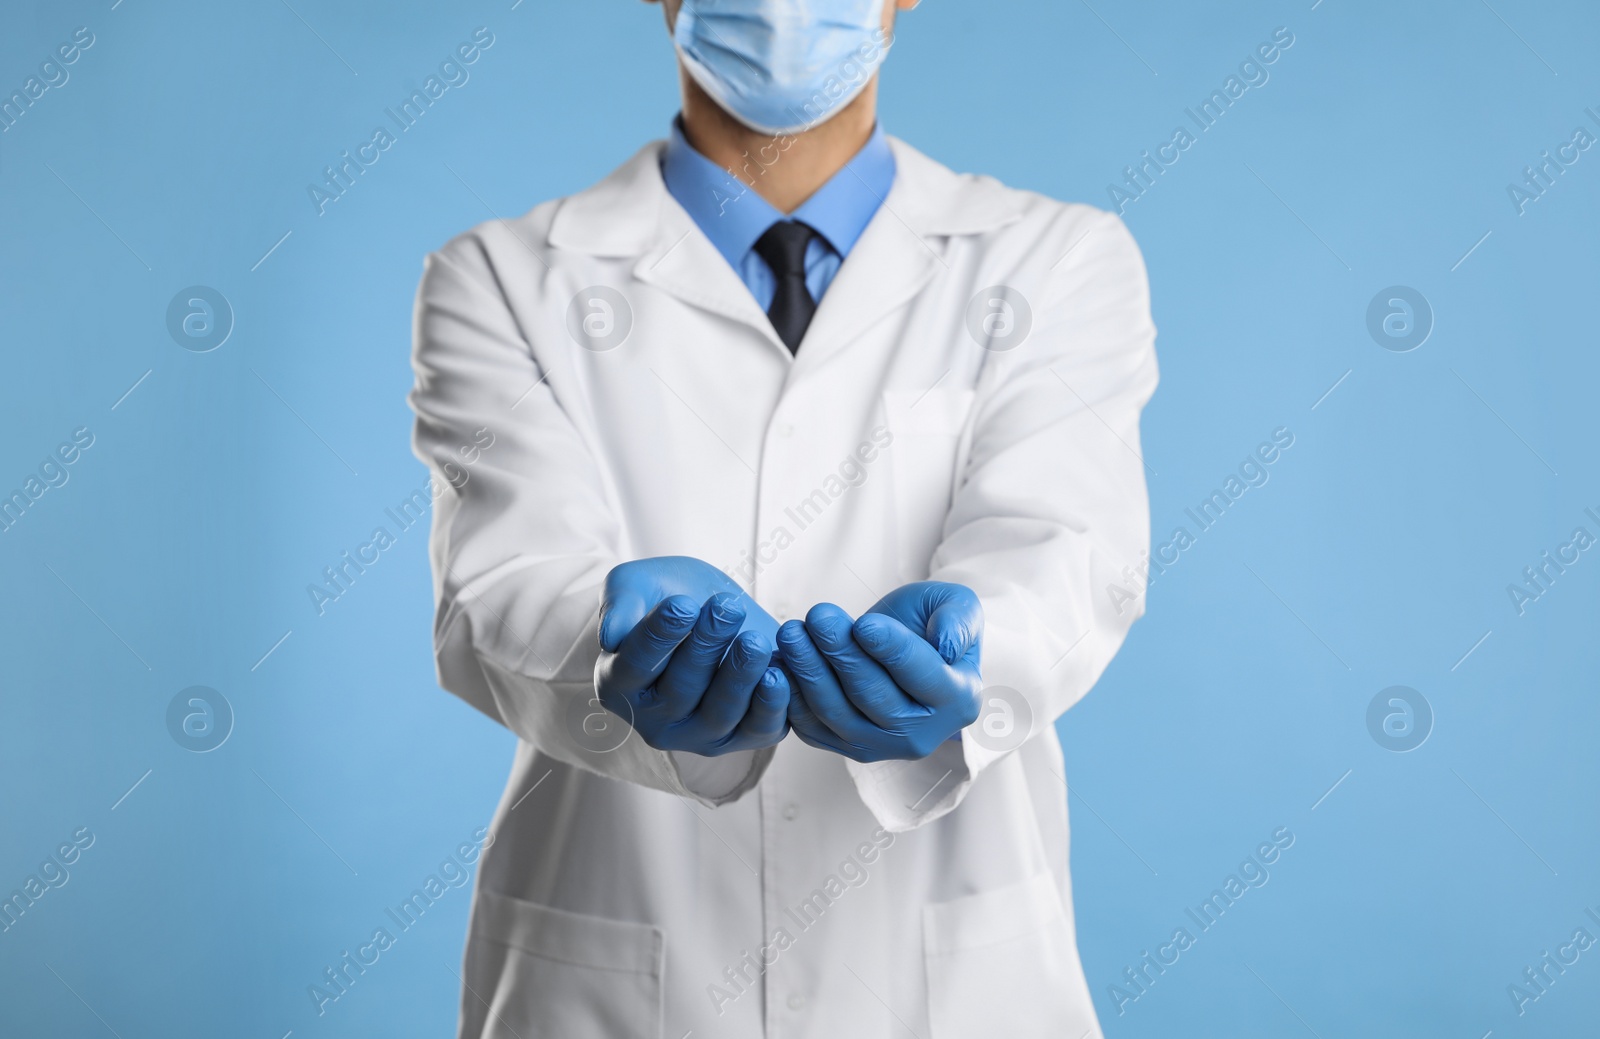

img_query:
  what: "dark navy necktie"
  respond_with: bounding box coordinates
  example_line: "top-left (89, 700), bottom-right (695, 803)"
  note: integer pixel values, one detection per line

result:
top-left (754, 220), bottom-right (819, 355)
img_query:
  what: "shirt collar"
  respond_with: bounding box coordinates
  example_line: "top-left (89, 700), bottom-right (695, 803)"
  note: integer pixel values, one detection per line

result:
top-left (660, 116), bottom-right (896, 271)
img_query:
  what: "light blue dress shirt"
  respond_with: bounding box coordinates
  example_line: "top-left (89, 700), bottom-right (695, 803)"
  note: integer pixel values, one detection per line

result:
top-left (660, 117), bottom-right (897, 312)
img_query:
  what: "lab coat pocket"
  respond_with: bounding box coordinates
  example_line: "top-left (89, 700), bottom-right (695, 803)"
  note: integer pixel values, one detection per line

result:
top-left (881, 387), bottom-right (976, 581)
top-left (464, 888), bottom-right (665, 1039)
top-left (922, 871), bottom-right (1096, 1039)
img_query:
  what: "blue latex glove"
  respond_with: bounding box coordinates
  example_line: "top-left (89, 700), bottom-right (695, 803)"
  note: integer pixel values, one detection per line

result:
top-left (595, 557), bottom-right (790, 755)
top-left (779, 581), bottom-right (984, 762)
top-left (599, 556), bottom-right (780, 649)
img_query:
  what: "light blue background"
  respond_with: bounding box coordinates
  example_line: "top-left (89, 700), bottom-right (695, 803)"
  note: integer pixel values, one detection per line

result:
top-left (2, 1), bottom-right (1597, 1036)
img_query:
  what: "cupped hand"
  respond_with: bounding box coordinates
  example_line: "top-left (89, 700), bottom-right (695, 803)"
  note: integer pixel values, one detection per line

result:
top-left (594, 558), bottom-right (790, 756)
top-left (778, 582), bottom-right (983, 762)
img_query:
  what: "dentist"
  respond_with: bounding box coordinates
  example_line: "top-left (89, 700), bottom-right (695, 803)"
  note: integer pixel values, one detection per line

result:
top-left (408, 1), bottom-right (1158, 1036)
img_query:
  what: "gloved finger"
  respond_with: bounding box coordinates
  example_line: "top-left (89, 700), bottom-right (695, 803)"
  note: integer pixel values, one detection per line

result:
top-left (598, 585), bottom-right (651, 653)
top-left (730, 666), bottom-right (792, 747)
top-left (923, 583), bottom-right (984, 665)
top-left (787, 692), bottom-right (873, 761)
top-left (803, 603), bottom-right (923, 730)
top-left (776, 619), bottom-right (877, 745)
top-left (682, 630), bottom-right (770, 741)
top-left (853, 613), bottom-right (967, 710)
top-left (602, 594), bottom-right (701, 697)
top-left (655, 594), bottom-right (746, 716)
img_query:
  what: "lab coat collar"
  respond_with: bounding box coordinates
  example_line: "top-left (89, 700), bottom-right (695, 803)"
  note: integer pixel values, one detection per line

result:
top-left (546, 137), bottom-right (1028, 363)
top-left (659, 116), bottom-right (896, 271)
top-left (548, 136), bottom-right (1026, 253)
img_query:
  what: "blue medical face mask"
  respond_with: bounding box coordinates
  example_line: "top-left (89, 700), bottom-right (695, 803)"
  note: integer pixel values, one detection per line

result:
top-left (674, 0), bottom-right (892, 136)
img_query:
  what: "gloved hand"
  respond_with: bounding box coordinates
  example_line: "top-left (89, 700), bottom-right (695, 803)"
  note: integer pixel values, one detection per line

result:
top-left (778, 581), bottom-right (984, 762)
top-left (599, 556), bottom-right (780, 648)
top-left (595, 557), bottom-right (790, 756)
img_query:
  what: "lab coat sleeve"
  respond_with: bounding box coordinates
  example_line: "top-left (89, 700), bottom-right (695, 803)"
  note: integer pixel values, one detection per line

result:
top-left (408, 229), bottom-right (769, 807)
top-left (848, 210), bottom-right (1158, 832)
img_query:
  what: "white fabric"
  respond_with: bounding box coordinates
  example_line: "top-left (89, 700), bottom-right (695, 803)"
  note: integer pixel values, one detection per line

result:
top-left (410, 136), bottom-right (1158, 1039)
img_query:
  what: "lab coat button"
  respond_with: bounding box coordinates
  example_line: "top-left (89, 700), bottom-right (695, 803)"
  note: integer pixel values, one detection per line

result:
top-left (776, 423), bottom-right (796, 438)
top-left (782, 803), bottom-right (800, 821)
top-left (787, 994), bottom-right (806, 1010)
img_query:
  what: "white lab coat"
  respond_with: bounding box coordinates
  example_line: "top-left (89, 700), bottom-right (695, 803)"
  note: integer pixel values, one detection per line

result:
top-left (409, 135), bottom-right (1157, 1039)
